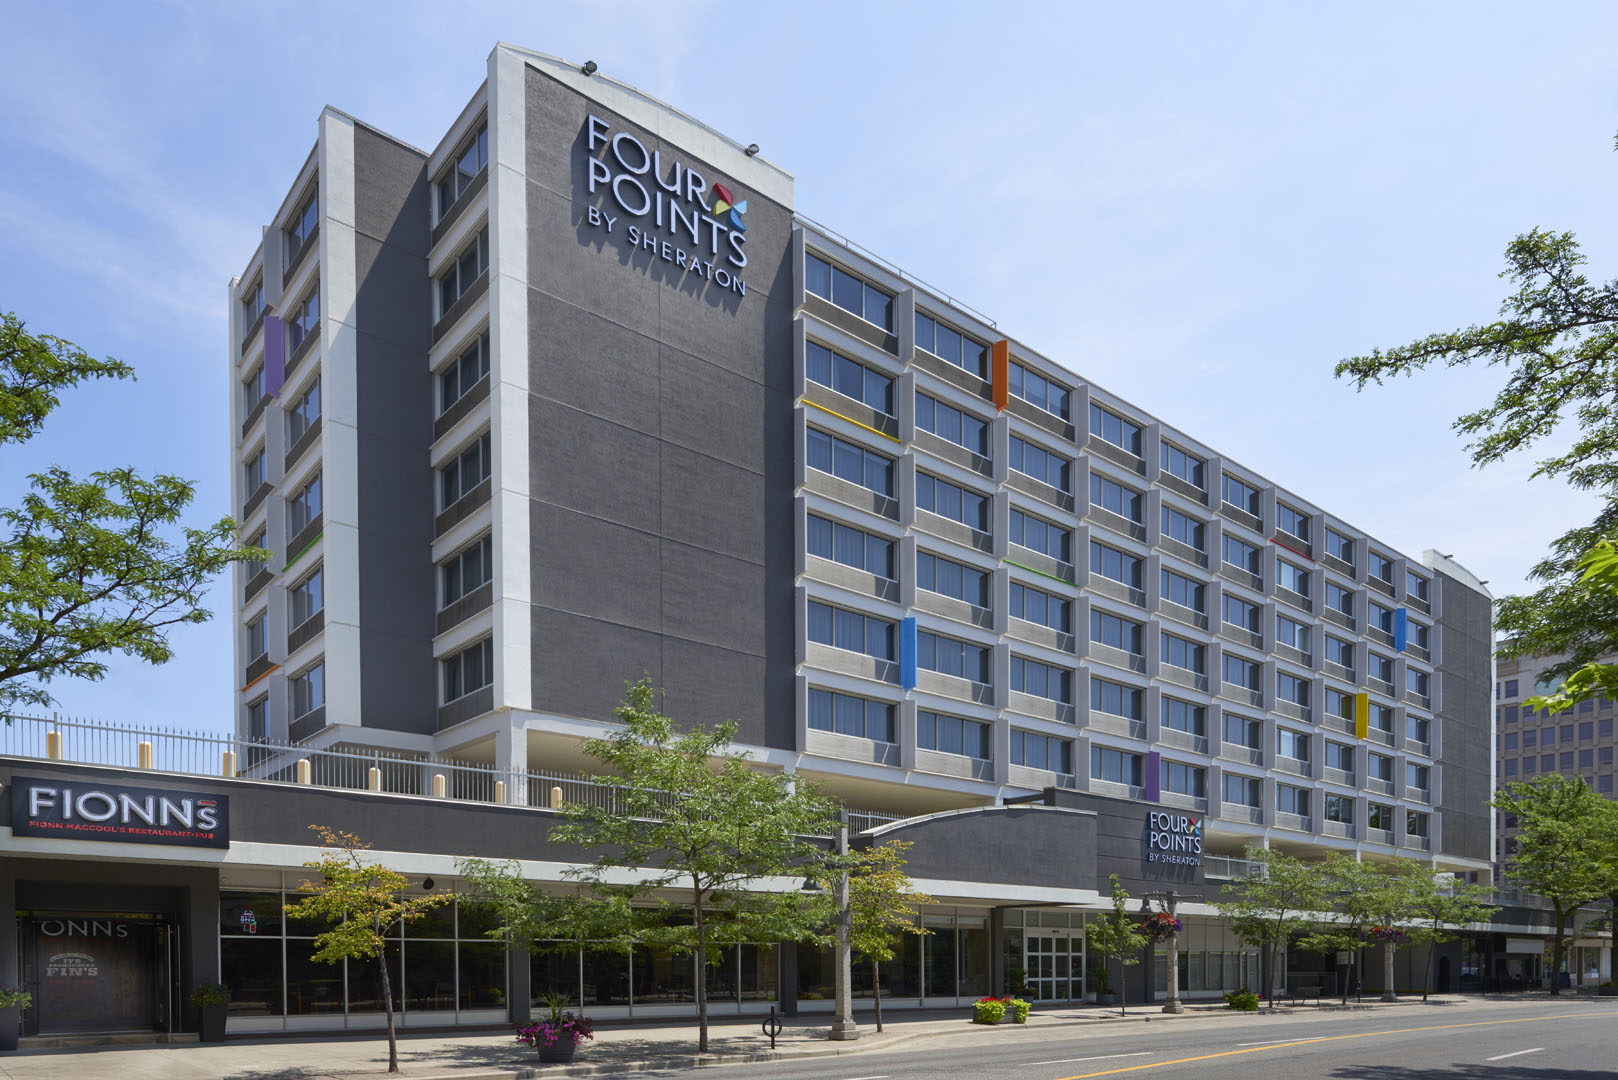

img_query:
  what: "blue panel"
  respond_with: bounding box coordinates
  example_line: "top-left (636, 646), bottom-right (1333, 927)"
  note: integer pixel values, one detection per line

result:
top-left (1393, 607), bottom-right (1408, 652)
top-left (899, 617), bottom-right (917, 689)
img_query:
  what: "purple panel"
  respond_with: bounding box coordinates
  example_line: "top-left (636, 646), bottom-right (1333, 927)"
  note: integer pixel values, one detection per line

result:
top-left (262, 316), bottom-right (285, 398)
top-left (1145, 750), bottom-right (1161, 802)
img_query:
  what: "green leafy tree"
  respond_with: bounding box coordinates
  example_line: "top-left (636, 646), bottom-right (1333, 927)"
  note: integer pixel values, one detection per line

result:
top-left (1084, 874), bottom-right (1148, 1016)
top-left (549, 678), bottom-right (842, 1053)
top-left (1295, 853), bottom-right (1422, 1004)
top-left (0, 313), bottom-right (263, 714)
top-left (1333, 225), bottom-right (1618, 691)
top-left (285, 826), bottom-right (451, 1073)
top-left (1404, 871), bottom-right (1499, 1000)
top-left (843, 840), bottom-right (932, 1033)
top-left (1490, 775), bottom-right (1618, 993)
top-left (1215, 846), bottom-right (1324, 1009)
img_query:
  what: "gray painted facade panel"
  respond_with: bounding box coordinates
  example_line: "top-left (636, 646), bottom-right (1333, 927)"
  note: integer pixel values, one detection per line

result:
top-left (1435, 568), bottom-right (1493, 862)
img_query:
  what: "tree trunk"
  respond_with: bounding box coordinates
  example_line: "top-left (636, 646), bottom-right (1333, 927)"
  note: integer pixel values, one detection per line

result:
top-left (379, 921), bottom-right (398, 1074)
top-left (1549, 909), bottom-right (1568, 996)
top-left (1421, 930), bottom-right (1434, 1002)
top-left (873, 958), bottom-right (883, 1033)
top-left (1341, 950), bottom-right (1354, 1006)
top-left (1117, 958), bottom-right (1126, 1017)
top-left (1264, 939), bottom-right (1275, 1010)
top-left (694, 883), bottom-right (709, 1053)
top-left (1380, 940), bottom-right (1396, 1002)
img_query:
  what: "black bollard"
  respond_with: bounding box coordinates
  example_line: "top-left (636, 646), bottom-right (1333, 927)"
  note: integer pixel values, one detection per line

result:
top-left (763, 1005), bottom-right (783, 1050)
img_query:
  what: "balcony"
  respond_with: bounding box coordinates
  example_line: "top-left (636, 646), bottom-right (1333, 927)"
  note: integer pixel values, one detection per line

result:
top-left (1218, 802), bottom-right (1264, 825)
top-left (1275, 755), bottom-right (1312, 779)
top-left (1274, 811), bottom-right (1312, 833)
top-left (1407, 786), bottom-right (1431, 804)
top-left (1322, 819), bottom-right (1357, 839)
top-left (1323, 765), bottom-right (1356, 787)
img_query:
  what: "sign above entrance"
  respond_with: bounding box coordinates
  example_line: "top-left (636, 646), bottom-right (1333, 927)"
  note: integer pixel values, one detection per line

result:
top-left (9, 776), bottom-right (230, 848)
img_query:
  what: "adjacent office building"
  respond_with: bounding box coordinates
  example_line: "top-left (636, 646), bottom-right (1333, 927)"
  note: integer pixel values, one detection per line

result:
top-left (0, 43), bottom-right (1521, 1041)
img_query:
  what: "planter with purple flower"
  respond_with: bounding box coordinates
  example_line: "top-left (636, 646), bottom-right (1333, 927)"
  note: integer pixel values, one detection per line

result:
top-left (517, 992), bottom-right (594, 1064)
top-left (1143, 911), bottom-right (1183, 944)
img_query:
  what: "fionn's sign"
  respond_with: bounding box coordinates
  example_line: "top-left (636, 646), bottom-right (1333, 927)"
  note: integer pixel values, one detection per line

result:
top-left (10, 777), bottom-right (229, 848)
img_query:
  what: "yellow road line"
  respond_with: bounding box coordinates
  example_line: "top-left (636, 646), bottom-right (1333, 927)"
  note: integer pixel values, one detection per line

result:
top-left (1050, 1010), bottom-right (1618, 1079)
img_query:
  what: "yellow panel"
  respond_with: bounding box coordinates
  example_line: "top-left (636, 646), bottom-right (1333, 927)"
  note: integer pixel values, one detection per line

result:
top-left (1354, 692), bottom-right (1369, 739)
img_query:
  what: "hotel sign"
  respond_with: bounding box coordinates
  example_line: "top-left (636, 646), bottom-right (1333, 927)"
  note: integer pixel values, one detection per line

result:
top-left (9, 776), bottom-right (230, 848)
top-left (1145, 811), bottom-right (1202, 867)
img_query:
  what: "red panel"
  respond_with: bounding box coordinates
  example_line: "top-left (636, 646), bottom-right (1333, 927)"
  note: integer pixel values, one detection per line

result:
top-left (992, 339), bottom-right (1010, 411)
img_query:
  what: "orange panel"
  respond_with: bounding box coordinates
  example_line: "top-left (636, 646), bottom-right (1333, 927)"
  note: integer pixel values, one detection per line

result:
top-left (992, 339), bottom-right (1010, 410)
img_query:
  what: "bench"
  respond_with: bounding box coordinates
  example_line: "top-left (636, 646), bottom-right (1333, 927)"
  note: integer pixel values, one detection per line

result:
top-left (1293, 986), bottom-right (1324, 1005)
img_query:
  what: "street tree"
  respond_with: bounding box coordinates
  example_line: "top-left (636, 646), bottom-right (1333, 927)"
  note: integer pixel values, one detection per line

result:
top-left (1084, 874), bottom-right (1149, 1016)
top-left (549, 678), bottom-right (843, 1053)
top-left (1215, 846), bottom-right (1325, 1008)
top-left (285, 826), bottom-right (451, 1073)
top-left (0, 312), bottom-right (263, 715)
top-left (843, 840), bottom-right (932, 1033)
top-left (1296, 854), bottom-right (1423, 1004)
top-left (1490, 774), bottom-right (1618, 993)
top-left (1404, 871), bottom-right (1499, 1000)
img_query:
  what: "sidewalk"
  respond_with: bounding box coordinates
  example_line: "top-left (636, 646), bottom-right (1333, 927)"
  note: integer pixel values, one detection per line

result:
top-left (0, 995), bottom-right (1497, 1080)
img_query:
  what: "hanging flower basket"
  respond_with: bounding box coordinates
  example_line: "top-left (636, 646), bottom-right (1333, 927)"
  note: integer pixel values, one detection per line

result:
top-left (1367, 926), bottom-right (1406, 944)
top-left (1144, 911), bottom-right (1183, 942)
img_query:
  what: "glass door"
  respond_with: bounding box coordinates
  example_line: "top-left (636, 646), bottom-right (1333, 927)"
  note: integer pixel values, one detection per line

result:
top-left (1025, 934), bottom-right (1082, 1001)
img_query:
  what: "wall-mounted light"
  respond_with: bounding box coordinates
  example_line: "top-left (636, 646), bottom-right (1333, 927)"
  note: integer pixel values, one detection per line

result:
top-left (745, 143), bottom-right (760, 156)
top-left (421, 877), bottom-right (436, 891)
top-left (581, 60), bottom-right (598, 76)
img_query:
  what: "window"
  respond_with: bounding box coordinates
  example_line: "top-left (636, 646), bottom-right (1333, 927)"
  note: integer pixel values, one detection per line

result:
top-left (1406, 811), bottom-right (1429, 838)
top-left (1089, 403), bottom-right (1141, 454)
top-left (1089, 474), bottom-right (1142, 523)
top-left (807, 253), bottom-right (894, 331)
top-left (246, 614), bottom-right (266, 659)
top-left (1010, 582), bottom-right (1070, 632)
top-left (809, 688), bottom-right (895, 742)
top-left (286, 186), bottom-right (318, 265)
top-left (1162, 760), bottom-right (1206, 798)
top-left (243, 365), bottom-right (266, 414)
top-left (1011, 730), bottom-right (1072, 773)
top-left (287, 378), bottom-right (321, 445)
top-left (1161, 443), bottom-right (1204, 488)
top-left (1325, 687), bottom-right (1353, 721)
top-left (1369, 602), bottom-right (1394, 634)
top-left (442, 637), bottom-right (494, 703)
top-left (440, 332), bottom-right (490, 414)
top-left (1165, 509), bottom-right (1208, 553)
top-left (1276, 503), bottom-right (1310, 542)
top-left (917, 629), bottom-right (990, 683)
top-left (1222, 535), bottom-right (1260, 574)
top-left (1370, 702), bottom-right (1394, 733)
top-left (808, 428), bottom-right (893, 498)
top-left (1222, 712), bottom-right (1261, 749)
top-left (1091, 746), bottom-right (1143, 786)
top-left (1368, 652), bottom-right (1393, 683)
top-left (1367, 752), bottom-right (1393, 781)
top-left (1504, 732), bottom-right (1519, 751)
top-left (1324, 794), bottom-right (1354, 824)
top-left (288, 283), bottom-right (320, 351)
top-left (1090, 541), bottom-right (1142, 588)
top-left (1277, 784), bottom-right (1311, 817)
top-left (1406, 571), bottom-right (1429, 602)
top-left (436, 123), bottom-right (488, 218)
top-left (807, 601), bottom-right (895, 661)
top-left (917, 710), bottom-right (989, 758)
top-left (292, 661), bottom-right (324, 718)
top-left (1408, 621), bottom-right (1430, 651)
top-left (442, 534), bottom-right (493, 607)
top-left (1222, 593), bottom-right (1259, 633)
top-left (913, 309), bottom-right (987, 376)
top-left (1325, 581), bottom-right (1355, 618)
top-left (918, 552), bottom-right (990, 607)
top-left (807, 341), bottom-right (894, 415)
top-left (1579, 721), bottom-right (1594, 741)
top-left (1223, 773), bottom-right (1261, 806)
top-left (1221, 474), bottom-right (1260, 516)
top-left (1578, 748), bottom-right (1594, 768)
top-left (916, 473), bottom-right (987, 529)
top-left (1505, 705), bottom-right (1520, 724)
top-left (1011, 656), bottom-right (1071, 703)
top-left (1277, 728), bottom-right (1310, 762)
top-left (287, 473), bottom-right (322, 535)
top-left (1276, 615), bottom-right (1311, 655)
top-left (244, 528), bottom-right (267, 580)
top-left (1367, 802), bottom-right (1394, 830)
top-left (1368, 552), bottom-right (1394, 584)
top-left (1406, 763), bottom-right (1430, 792)
top-left (1008, 361), bottom-right (1070, 418)
top-left (441, 431), bottom-right (492, 508)
top-left (1324, 528), bottom-right (1353, 564)
top-left (1276, 671), bottom-right (1310, 709)
top-left (1160, 568), bottom-right (1204, 612)
top-left (807, 515), bottom-right (894, 579)
top-left (1091, 677), bottom-right (1142, 719)
top-left (1009, 435), bottom-right (1071, 491)
top-left (244, 448), bottom-right (266, 494)
top-left (1161, 697), bottom-right (1205, 736)
top-left (1323, 634), bottom-right (1353, 670)
top-left (246, 696), bottom-right (269, 740)
top-left (1091, 609), bottom-right (1142, 655)
top-left (1407, 669), bottom-right (1430, 699)
top-left (1010, 508), bottom-right (1071, 562)
top-left (914, 392), bottom-right (985, 451)
top-left (241, 277), bottom-right (264, 330)
top-left (289, 567), bottom-right (323, 628)
top-left (1222, 653), bottom-right (1260, 691)
top-left (1160, 632), bottom-right (1205, 674)
top-left (438, 227), bottom-right (490, 315)
top-left (1523, 729), bottom-right (1537, 747)
top-left (1324, 741), bottom-right (1354, 773)
top-left (1276, 559), bottom-right (1310, 598)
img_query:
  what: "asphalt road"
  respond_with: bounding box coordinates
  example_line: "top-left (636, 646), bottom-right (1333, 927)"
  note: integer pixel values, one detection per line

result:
top-left (657, 999), bottom-right (1618, 1080)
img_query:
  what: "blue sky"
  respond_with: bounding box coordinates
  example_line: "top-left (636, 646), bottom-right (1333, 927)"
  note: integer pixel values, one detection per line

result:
top-left (1, 2), bottom-right (1614, 735)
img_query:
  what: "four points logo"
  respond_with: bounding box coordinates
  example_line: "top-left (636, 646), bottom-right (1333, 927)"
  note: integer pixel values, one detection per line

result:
top-left (710, 184), bottom-right (747, 233)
